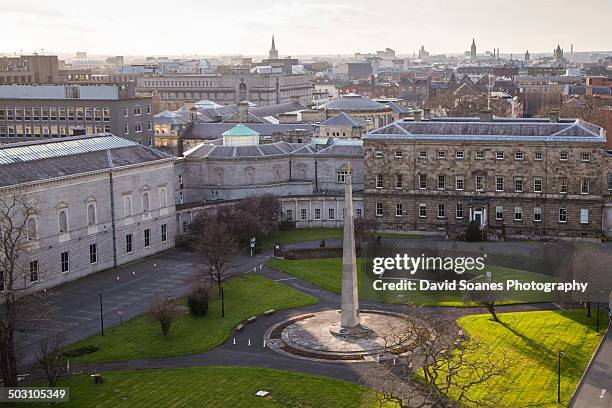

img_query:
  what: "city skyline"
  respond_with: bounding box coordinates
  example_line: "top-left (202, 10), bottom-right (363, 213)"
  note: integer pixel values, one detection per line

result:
top-left (2, 0), bottom-right (612, 57)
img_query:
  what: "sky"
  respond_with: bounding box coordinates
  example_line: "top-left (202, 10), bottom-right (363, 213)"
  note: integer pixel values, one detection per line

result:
top-left (2, 0), bottom-right (611, 57)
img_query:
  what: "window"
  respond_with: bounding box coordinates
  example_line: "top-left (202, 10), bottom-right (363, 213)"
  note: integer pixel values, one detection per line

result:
top-left (456, 203), bottom-right (463, 219)
top-left (146, 104), bottom-right (152, 114)
top-left (159, 188), bottom-right (167, 208)
top-left (376, 203), bottom-right (383, 216)
top-left (559, 208), bottom-right (567, 223)
top-left (337, 170), bottom-right (348, 183)
top-left (476, 151), bottom-right (485, 159)
top-left (515, 152), bottom-right (524, 160)
top-left (134, 123), bottom-right (142, 133)
top-left (559, 152), bottom-right (568, 161)
top-left (455, 176), bottom-right (464, 190)
top-left (419, 204), bottom-right (427, 218)
top-left (419, 174), bottom-right (427, 189)
top-left (123, 107), bottom-right (128, 117)
top-left (30, 261), bottom-right (38, 283)
top-left (437, 150), bottom-right (446, 159)
top-left (328, 208), bottom-right (335, 220)
top-left (580, 209), bottom-right (589, 224)
top-left (124, 196), bottom-right (132, 216)
top-left (286, 209), bottom-right (293, 221)
top-left (144, 229), bottom-right (151, 248)
top-left (160, 224), bottom-right (168, 243)
top-left (535, 152), bottom-right (543, 160)
top-left (534, 207), bottom-right (542, 222)
top-left (314, 208), bottom-right (321, 220)
top-left (87, 203), bottom-right (96, 226)
top-left (580, 178), bottom-right (589, 194)
top-left (374, 150), bottom-right (383, 158)
top-left (581, 153), bottom-right (591, 162)
top-left (126, 234), bottom-right (133, 253)
top-left (300, 208), bottom-right (307, 220)
top-left (455, 150), bottom-right (464, 159)
top-left (356, 208), bottom-right (362, 217)
top-left (394, 150), bottom-right (403, 158)
top-left (142, 191), bottom-right (150, 214)
top-left (124, 125), bottom-right (129, 134)
top-left (61, 251), bottom-right (69, 273)
top-left (496, 177), bottom-right (504, 192)
top-left (376, 174), bottom-right (383, 189)
top-left (58, 210), bottom-right (68, 233)
top-left (514, 207), bottom-right (523, 221)
top-left (26, 218), bottom-right (37, 241)
top-left (418, 150), bottom-right (427, 159)
top-left (437, 175), bottom-right (445, 190)
top-left (89, 244), bottom-right (97, 264)
top-left (534, 177), bottom-right (543, 193)
top-left (437, 204), bottom-right (445, 218)
top-left (496, 152), bottom-right (504, 160)
top-left (475, 176), bottom-right (484, 191)
top-left (495, 206), bottom-right (503, 220)
top-left (514, 177), bottom-right (523, 192)
top-left (559, 177), bottom-right (568, 194)
top-left (396, 174), bottom-right (403, 189)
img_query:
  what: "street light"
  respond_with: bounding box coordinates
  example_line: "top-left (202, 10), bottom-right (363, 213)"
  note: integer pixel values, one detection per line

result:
top-left (99, 293), bottom-right (104, 336)
top-left (221, 286), bottom-right (225, 318)
top-left (557, 350), bottom-right (565, 403)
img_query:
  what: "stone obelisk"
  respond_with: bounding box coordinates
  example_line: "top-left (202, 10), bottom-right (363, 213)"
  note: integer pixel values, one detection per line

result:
top-left (340, 161), bottom-right (360, 329)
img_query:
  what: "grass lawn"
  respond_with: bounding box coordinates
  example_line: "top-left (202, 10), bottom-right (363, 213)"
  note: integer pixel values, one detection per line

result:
top-left (17, 366), bottom-right (382, 408)
top-left (261, 228), bottom-right (342, 249)
top-left (453, 309), bottom-right (602, 407)
top-left (267, 258), bottom-right (558, 306)
top-left (64, 274), bottom-right (317, 364)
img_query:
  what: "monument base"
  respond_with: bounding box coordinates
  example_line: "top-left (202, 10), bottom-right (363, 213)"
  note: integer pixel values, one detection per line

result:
top-left (329, 322), bottom-right (371, 338)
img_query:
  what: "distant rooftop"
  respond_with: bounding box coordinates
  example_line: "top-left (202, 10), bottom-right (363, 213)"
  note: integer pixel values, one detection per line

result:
top-left (320, 94), bottom-right (391, 112)
top-left (0, 84), bottom-right (138, 100)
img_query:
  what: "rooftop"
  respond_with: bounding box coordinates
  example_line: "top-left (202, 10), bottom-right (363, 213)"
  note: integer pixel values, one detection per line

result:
top-left (320, 94), bottom-right (391, 112)
top-left (222, 123), bottom-right (260, 137)
top-left (0, 84), bottom-right (137, 100)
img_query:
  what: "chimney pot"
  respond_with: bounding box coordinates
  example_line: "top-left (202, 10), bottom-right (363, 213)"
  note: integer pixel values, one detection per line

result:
top-left (548, 110), bottom-right (559, 123)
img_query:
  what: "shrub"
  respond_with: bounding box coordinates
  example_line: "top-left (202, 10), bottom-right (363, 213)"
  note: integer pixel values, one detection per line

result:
top-left (465, 221), bottom-right (482, 242)
top-left (149, 296), bottom-right (183, 336)
top-left (188, 286), bottom-right (209, 317)
top-left (62, 345), bottom-right (100, 358)
top-left (278, 220), bottom-right (296, 231)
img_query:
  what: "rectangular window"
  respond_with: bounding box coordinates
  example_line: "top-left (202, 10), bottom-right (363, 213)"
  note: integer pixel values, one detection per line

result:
top-left (455, 150), bottom-right (464, 159)
top-left (437, 175), bottom-right (445, 190)
top-left (496, 176), bottom-right (504, 192)
top-left (514, 207), bottom-right (523, 221)
top-left (514, 177), bottom-right (523, 192)
top-left (61, 251), bottom-right (69, 273)
top-left (126, 234), bottom-right (133, 253)
top-left (376, 203), bottom-right (383, 216)
top-left (355, 208), bottom-right (362, 217)
top-left (396, 174), bottom-right (403, 189)
top-left (476, 151), bottom-right (485, 159)
top-left (286, 209), bottom-right (293, 221)
top-left (419, 174), bottom-right (427, 189)
top-left (437, 204), bottom-right (445, 218)
top-left (559, 152), bottom-right (568, 161)
top-left (581, 178), bottom-right (589, 194)
top-left (418, 150), bottom-right (427, 159)
top-left (328, 208), bottom-right (335, 220)
top-left (394, 150), bottom-right (403, 158)
top-left (300, 208), bottom-right (307, 220)
top-left (30, 260), bottom-right (39, 283)
top-left (580, 209), bottom-right (589, 224)
top-left (123, 107), bottom-right (128, 117)
top-left (89, 244), bottom-right (97, 264)
top-left (455, 176), bottom-right (464, 191)
top-left (559, 208), bottom-right (567, 223)
top-left (534, 207), bottom-right (542, 222)
top-left (437, 150), bottom-right (446, 159)
top-left (374, 150), bottom-right (383, 158)
top-left (581, 153), bottom-right (591, 162)
top-left (534, 177), bottom-right (543, 193)
top-left (496, 152), bottom-right (505, 160)
top-left (559, 177), bottom-right (568, 194)
top-left (456, 203), bottom-right (463, 219)
top-left (161, 224), bottom-right (167, 242)
top-left (515, 152), bottom-right (524, 160)
top-left (396, 203), bottom-right (403, 217)
top-left (314, 208), bottom-right (321, 220)
top-left (376, 174), bottom-right (383, 189)
top-left (144, 229), bottom-right (151, 247)
top-left (534, 152), bottom-right (543, 160)
top-left (419, 204), bottom-right (427, 218)
top-left (495, 206), bottom-right (503, 220)
top-left (475, 176), bottom-right (484, 191)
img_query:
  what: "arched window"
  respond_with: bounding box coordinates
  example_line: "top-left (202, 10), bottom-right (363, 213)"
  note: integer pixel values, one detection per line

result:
top-left (245, 168), bottom-right (255, 185)
top-left (124, 196), bottom-right (132, 216)
top-left (273, 165), bottom-right (282, 183)
top-left (159, 188), bottom-right (167, 208)
top-left (26, 218), bottom-right (37, 241)
top-left (58, 210), bottom-right (68, 233)
top-left (142, 191), bottom-right (150, 213)
top-left (87, 203), bottom-right (96, 226)
top-left (239, 82), bottom-right (247, 102)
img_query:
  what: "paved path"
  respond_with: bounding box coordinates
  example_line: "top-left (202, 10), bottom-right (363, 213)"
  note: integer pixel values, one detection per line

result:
top-left (570, 322), bottom-right (612, 408)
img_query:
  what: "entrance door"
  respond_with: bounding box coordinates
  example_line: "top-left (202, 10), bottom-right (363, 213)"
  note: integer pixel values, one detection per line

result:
top-left (473, 211), bottom-right (483, 227)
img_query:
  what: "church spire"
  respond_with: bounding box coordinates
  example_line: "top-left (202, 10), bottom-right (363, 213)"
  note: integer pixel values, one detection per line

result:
top-left (269, 35), bottom-right (278, 60)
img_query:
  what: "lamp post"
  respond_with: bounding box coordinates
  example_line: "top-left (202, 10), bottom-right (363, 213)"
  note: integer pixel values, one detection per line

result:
top-left (221, 286), bottom-right (225, 318)
top-left (557, 350), bottom-right (565, 403)
top-left (99, 293), bottom-right (104, 336)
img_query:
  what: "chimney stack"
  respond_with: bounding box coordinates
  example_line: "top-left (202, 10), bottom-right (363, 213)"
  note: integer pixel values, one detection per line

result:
top-left (237, 101), bottom-right (249, 122)
top-left (423, 108), bottom-right (431, 120)
top-left (548, 110), bottom-right (559, 123)
top-left (478, 109), bottom-right (493, 121)
top-left (413, 110), bottom-right (422, 122)
top-left (189, 106), bottom-right (198, 123)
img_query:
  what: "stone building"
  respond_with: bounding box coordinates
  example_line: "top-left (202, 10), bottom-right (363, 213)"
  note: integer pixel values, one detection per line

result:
top-left (363, 116), bottom-right (609, 240)
top-left (318, 94), bottom-right (395, 131)
top-left (0, 84), bottom-right (154, 145)
top-left (0, 135), bottom-right (176, 291)
top-left (0, 55), bottom-right (59, 85)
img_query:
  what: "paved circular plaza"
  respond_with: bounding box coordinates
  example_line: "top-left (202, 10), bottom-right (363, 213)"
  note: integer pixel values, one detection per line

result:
top-left (265, 310), bottom-right (412, 362)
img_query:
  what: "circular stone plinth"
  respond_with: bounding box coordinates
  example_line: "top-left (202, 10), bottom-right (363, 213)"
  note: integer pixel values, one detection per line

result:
top-left (265, 310), bottom-right (412, 362)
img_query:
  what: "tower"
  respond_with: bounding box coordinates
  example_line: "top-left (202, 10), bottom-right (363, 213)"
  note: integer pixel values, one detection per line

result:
top-left (340, 162), bottom-right (360, 330)
top-left (525, 50), bottom-right (530, 62)
top-left (554, 44), bottom-right (563, 62)
top-left (470, 38), bottom-right (477, 62)
top-left (269, 35), bottom-right (278, 60)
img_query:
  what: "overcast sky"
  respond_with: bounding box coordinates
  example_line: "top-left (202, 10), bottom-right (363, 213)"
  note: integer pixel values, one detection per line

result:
top-left (2, 0), bottom-right (611, 57)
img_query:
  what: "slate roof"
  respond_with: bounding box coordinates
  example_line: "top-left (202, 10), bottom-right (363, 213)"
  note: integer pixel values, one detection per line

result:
top-left (320, 112), bottom-right (365, 127)
top-left (184, 140), bottom-right (360, 159)
top-left (364, 118), bottom-right (605, 143)
top-left (320, 94), bottom-right (391, 112)
top-left (184, 123), bottom-right (316, 140)
top-left (153, 110), bottom-right (188, 125)
top-left (0, 134), bottom-right (172, 187)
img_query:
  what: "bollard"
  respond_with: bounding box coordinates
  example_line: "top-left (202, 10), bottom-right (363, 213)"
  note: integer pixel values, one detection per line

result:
top-left (132, 271), bottom-right (136, 276)
top-left (233, 337), bottom-right (236, 345)
top-left (263, 340), bottom-right (266, 348)
top-left (393, 358), bottom-right (396, 366)
top-left (259, 265), bottom-right (263, 270)
top-left (248, 338), bottom-right (251, 347)
top-left (116, 276), bottom-right (119, 281)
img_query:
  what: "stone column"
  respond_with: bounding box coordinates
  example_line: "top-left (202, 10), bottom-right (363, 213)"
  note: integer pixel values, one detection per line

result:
top-left (340, 161), bottom-right (360, 328)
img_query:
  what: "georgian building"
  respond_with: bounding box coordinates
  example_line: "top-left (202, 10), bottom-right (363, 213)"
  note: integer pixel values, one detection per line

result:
top-left (0, 135), bottom-right (175, 291)
top-left (363, 116), bottom-right (610, 240)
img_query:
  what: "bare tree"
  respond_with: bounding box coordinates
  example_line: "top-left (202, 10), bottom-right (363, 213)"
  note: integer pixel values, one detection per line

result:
top-left (362, 307), bottom-right (510, 407)
top-left (354, 217), bottom-right (377, 248)
top-left (148, 296), bottom-right (183, 336)
top-left (0, 188), bottom-right (40, 386)
top-left (35, 334), bottom-right (67, 387)
top-left (464, 287), bottom-right (502, 323)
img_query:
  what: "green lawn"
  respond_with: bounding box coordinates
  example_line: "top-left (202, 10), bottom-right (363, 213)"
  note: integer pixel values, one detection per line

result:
top-left (16, 366), bottom-right (381, 408)
top-left (261, 228), bottom-right (342, 249)
top-left (452, 309), bottom-right (602, 407)
top-left (64, 274), bottom-right (317, 364)
top-left (266, 258), bottom-right (558, 306)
